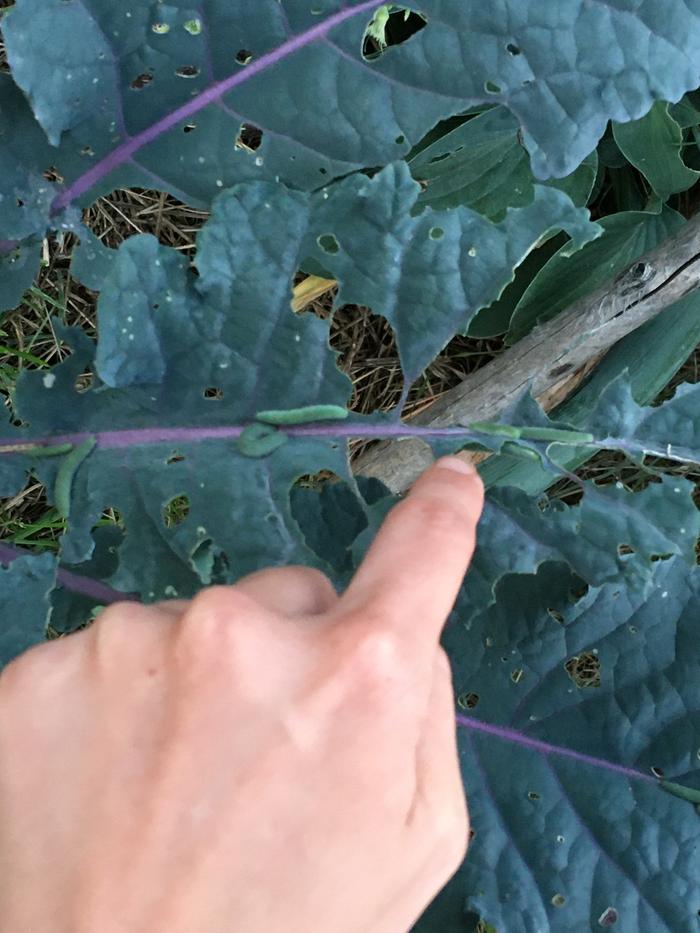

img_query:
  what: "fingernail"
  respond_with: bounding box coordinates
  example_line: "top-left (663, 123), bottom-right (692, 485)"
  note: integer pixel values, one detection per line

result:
top-left (435, 456), bottom-right (477, 475)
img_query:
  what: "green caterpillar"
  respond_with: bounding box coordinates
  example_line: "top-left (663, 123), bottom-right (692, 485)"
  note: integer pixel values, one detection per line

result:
top-left (0, 442), bottom-right (74, 457)
top-left (661, 779), bottom-right (700, 812)
top-left (500, 441), bottom-right (542, 462)
top-left (237, 423), bottom-right (289, 458)
top-left (469, 422), bottom-right (594, 445)
top-left (255, 405), bottom-right (349, 425)
top-left (55, 437), bottom-right (97, 518)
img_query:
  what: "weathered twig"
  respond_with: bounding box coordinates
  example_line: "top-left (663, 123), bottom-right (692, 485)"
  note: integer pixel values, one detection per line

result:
top-left (355, 212), bottom-right (700, 492)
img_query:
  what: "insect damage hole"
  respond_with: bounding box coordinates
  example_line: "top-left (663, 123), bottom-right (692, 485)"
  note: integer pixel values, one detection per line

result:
top-left (203, 387), bottom-right (224, 400)
top-left (130, 71), bottom-right (154, 90)
top-left (565, 652), bottom-right (601, 689)
top-left (74, 370), bottom-right (93, 393)
top-left (42, 166), bottom-right (65, 183)
top-left (598, 907), bottom-right (619, 927)
top-left (236, 48), bottom-right (253, 65)
top-left (235, 123), bottom-right (263, 152)
top-left (362, 6), bottom-right (427, 60)
top-left (317, 233), bottom-right (340, 255)
top-left (163, 494), bottom-right (190, 528)
top-left (175, 64), bottom-right (200, 78)
top-left (456, 691), bottom-right (479, 710)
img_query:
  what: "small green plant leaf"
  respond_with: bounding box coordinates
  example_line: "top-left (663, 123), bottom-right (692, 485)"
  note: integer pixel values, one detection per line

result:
top-left (613, 102), bottom-right (700, 201)
top-left (506, 207), bottom-right (684, 345)
top-left (410, 106), bottom-right (598, 220)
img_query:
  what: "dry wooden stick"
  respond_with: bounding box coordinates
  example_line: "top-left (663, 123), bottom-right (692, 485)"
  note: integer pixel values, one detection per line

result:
top-left (355, 211), bottom-right (700, 492)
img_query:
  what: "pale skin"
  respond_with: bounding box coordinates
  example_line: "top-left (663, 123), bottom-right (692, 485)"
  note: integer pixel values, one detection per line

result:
top-left (0, 457), bottom-right (484, 933)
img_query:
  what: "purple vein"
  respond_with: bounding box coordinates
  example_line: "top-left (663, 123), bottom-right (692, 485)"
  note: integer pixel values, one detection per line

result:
top-left (456, 713), bottom-right (657, 784)
top-left (0, 422), bottom-right (478, 454)
top-left (0, 543), bottom-right (137, 604)
top-left (50, 0), bottom-right (383, 214)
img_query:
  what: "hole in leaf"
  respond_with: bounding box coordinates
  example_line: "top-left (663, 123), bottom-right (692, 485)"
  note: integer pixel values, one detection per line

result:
top-left (100, 507), bottom-right (124, 528)
top-left (551, 894), bottom-right (566, 908)
top-left (429, 226), bottom-right (444, 240)
top-left (568, 582), bottom-right (589, 602)
top-left (469, 828), bottom-right (476, 840)
top-left (598, 907), bottom-right (619, 927)
top-left (130, 71), bottom-right (154, 90)
top-left (363, 7), bottom-right (427, 59)
top-left (319, 167), bottom-right (328, 174)
top-left (484, 80), bottom-right (502, 94)
top-left (565, 652), bottom-right (601, 689)
top-left (650, 552), bottom-right (673, 562)
top-left (175, 64), bottom-right (200, 78)
top-left (527, 791), bottom-right (540, 801)
top-left (547, 608), bottom-right (564, 624)
top-left (167, 452), bottom-right (185, 465)
top-left (163, 494), bottom-right (190, 528)
top-left (395, 134), bottom-right (405, 144)
top-left (152, 22), bottom-right (170, 34)
top-left (43, 166), bottom-right (64, 183)
top-left (506, 42), bottom-right (521, 55)
top-left (510, 668), bottom-right (524, 684)
top-left (80, 145), bottom-right (95, 156)
top-left (456, 691), bottom-right (479, 710)
top-left (318, 233), bottom-right (340, 255)
top-left (651, 765), bottom-right (665, 779)
top-left (235, 123), bottom-right (263, 152)
top-left (183, 123), bottom-right (197, 133)
top-left (16, 198), bottom-right (24, 208)
top-left (74, 370), bottom-right (93, 393)
top-left (236, 48), bottom-right (253, 65)
top-left (203, 386), bottom-right (224, 400)
top-left (617, 543), bottom-right (635, 557)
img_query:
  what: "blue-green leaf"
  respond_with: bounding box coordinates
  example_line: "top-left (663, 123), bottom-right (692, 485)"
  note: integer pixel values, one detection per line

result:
top-left (0, 552), bottom-right (56, 668)
top-left (433, 557), bottom-right (700, 932)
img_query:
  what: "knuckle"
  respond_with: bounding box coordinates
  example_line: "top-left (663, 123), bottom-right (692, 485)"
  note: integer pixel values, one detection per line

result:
top-left (91, 602), bottom-right (152, 652)
top-left (175, 587), bottom-right (260, 660)
top-left (345, 627), bottom-right (404, 690)
top-left (182, 586), bottom-right (257, 629)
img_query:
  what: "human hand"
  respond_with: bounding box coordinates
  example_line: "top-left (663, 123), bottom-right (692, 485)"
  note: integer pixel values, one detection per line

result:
top-left (0, 457), bottom-right (484, 933)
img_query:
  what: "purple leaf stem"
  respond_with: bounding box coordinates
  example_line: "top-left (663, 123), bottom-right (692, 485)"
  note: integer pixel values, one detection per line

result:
top-left (0, 542), bottom-right (137, 604)
top-left (0, 422), bottom-right (480, 454)
top-left (50, 0), bottom-right (384, 215)
top-left (456, 713), bottom-right (657, 784)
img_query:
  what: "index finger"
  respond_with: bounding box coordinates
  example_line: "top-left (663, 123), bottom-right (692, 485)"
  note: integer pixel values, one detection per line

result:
top-left (341, 457), bottom-right (484, 649)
